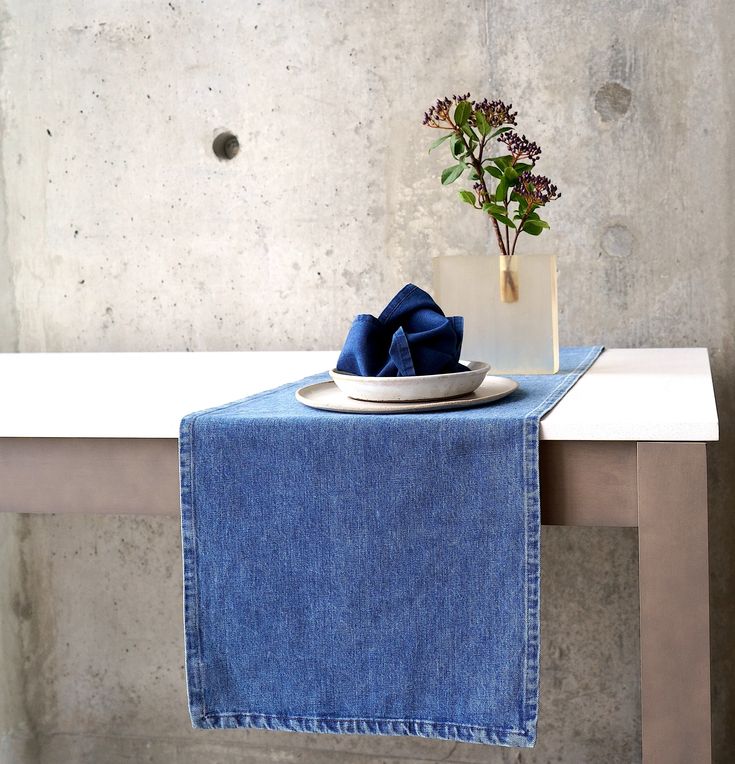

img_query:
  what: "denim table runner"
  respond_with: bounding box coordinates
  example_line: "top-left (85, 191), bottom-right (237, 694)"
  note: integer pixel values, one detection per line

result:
top-left (179, 346), bottom-right (603, 747)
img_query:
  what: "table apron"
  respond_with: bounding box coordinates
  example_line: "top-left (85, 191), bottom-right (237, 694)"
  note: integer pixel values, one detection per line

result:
top-left (1, 437), bottom-right (646, 525)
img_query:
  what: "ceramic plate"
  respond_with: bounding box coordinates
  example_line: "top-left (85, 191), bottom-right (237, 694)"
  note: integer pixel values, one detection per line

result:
top-left (296, 375), bottom-right (519, 414)
top-left (329, 361), bottom-right (491, 403)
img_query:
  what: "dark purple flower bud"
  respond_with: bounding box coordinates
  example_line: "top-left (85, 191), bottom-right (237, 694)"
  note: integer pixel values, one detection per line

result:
top-left (515, 172), bottom-right (560, 205)
top-left (472, 181), bottom-right (488, 202)
top-left (498, 131), bottom-right (541, 162)
top-left (424, 94), bottom-right (469, 126)
top-left (471, 99), bottom-right (517, 128)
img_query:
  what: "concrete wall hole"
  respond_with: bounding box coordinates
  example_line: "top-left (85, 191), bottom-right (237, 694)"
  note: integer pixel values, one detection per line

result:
top-left (212, 131), bottom-right (240, 160)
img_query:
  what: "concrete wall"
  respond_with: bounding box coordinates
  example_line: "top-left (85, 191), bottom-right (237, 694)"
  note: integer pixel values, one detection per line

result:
top-left (0, 1), bottom-right (733, 762)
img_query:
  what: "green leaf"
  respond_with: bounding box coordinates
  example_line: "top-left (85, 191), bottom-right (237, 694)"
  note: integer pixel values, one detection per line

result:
top-left (525, 210), bottom-right (540, 221)
top-left (458, 190), bottom-right (476, 205)
top-left (492, 155), bottom-right (513, 169)
top-left (468, 170), bottom-right (480, 180)
top-left (522, 220), bottom-right (549, 235)
top-left (475, 110), bottom-right (491, 136)
top-left (428, 133), bottom-right (452, 153)
top-left (483, 201), bottom-right (512, 222)
top-left (450, 134), bottom-right (466, 159)
top-left (441, 164), bottom-right (465, 185)
top-left (490, 126), bottom-right (513, 139)
top-left (490, 210), bottom-right (516, 229)
top-left (510, 191), bottom-right (524, 203)
top-left (454, 100), bottom-right (472, 126)
top-left (514, 163), bottom-right (533, 173)
top-left (485, 165), bottom-right (503, 179)
top-left (495, 177), bottom-right (508, 201)
top-left (461, 124), bottom-right (479, 142)
top-left (504, 165), bottom-right (519, 183)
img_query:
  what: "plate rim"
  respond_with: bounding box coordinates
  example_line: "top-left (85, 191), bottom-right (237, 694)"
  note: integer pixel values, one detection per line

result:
top-left (329, 360), bottom-right (490, 385)
top-left (296, 375), bottom-right (519, 414)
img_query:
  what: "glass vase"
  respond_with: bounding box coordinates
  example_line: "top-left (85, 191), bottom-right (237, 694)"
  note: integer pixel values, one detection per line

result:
top-left (433, 254), bottom-right (559, 375)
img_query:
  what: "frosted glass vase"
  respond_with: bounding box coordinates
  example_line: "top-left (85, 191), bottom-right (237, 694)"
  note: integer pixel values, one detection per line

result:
top-left (433, 254), bottom-right (559, 375)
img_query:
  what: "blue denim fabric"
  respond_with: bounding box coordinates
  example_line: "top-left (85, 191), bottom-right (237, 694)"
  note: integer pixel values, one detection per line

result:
top-left (336, 284), bottom-right (466, 377)
top-left (179, 346), bottom-right (603, 747)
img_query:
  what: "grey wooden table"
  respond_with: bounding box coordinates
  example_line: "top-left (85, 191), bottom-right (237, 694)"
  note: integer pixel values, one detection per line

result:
top-left (0, 348), bottom-right (720, 763)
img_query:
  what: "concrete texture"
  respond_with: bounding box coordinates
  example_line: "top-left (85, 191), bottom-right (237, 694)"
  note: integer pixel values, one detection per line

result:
top-left (0, 0), bottom-right (733, 762)
top-left (0, 515), bottom-right (36, 764)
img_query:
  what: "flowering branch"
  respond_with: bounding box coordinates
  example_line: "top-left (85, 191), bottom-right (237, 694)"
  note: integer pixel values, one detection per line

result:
top-left (423, 93), bottom-right (560, 260)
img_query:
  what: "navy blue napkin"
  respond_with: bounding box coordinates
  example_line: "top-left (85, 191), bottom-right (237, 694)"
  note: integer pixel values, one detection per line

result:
top-left (336, 284), bottom-right (466, 377)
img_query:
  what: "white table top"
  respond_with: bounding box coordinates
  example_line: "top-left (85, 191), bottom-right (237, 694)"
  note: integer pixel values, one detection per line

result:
top-left (0, 348), bottom-right (718, 441)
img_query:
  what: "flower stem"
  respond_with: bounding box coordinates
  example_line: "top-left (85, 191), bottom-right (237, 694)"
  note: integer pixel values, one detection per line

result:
top-left (451, 122), bottom-right (508, 257)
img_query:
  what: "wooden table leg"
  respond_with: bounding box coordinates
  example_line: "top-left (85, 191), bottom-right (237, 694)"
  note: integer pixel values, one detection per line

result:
top-left (637, 442), bottom-right (711, 763)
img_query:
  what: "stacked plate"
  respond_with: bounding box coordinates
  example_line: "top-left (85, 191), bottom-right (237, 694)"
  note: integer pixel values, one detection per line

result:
top-left (296, 361), bottom-right (519, 414)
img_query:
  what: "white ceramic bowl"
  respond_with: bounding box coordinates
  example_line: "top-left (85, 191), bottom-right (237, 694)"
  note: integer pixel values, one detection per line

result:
top-left (329, 361), bottom-right (491, 403)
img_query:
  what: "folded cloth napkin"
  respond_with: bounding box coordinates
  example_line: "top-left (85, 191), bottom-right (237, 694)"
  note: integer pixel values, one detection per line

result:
top-left (179, 345), bottom-right (604, 747)
top-left (336, 283), bottom-right (467, 377)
